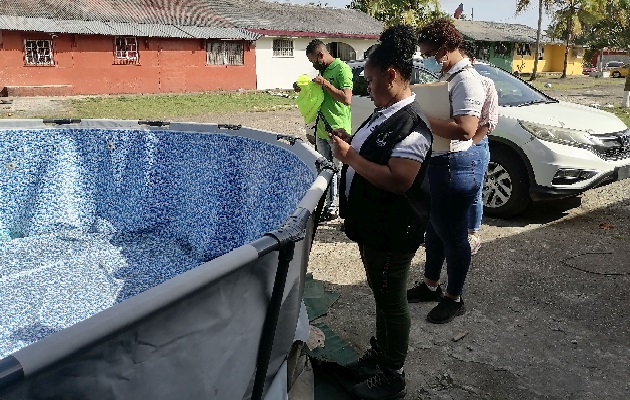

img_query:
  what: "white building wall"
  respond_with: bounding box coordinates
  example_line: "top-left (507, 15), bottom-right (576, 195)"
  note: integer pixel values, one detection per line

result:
top-left (255, 36), bottom-right (378, 90)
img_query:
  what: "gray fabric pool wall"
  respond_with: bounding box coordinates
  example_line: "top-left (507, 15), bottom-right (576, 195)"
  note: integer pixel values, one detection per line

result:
top-left (0, 119), bottom-right (333, 400)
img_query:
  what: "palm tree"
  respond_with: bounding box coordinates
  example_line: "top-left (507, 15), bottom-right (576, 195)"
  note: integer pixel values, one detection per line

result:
top-left (516, 0), bottom-right (554, 81)
top-left (550, 0), bottom-right (607, 78)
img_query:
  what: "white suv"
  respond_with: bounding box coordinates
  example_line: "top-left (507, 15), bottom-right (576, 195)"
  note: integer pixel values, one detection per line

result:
top-left (349, 60), bottom-right (630, 218)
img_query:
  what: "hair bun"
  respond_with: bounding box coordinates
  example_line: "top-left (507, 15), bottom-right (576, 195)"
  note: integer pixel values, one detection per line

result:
top-left (379, 24), bottom-right (417, 61)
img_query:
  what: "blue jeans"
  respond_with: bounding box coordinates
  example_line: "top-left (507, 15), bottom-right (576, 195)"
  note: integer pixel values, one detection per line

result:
top-left (316, 137), bottom-right (340, 213)
top-left (467, 137), bottom-right (490, 233)
top-left (424, 150), bottom-right (483, 296)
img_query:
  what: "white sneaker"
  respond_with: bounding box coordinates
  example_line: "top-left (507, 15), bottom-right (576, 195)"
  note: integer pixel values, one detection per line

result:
top-left (468, 234), bottom-right (481, 256)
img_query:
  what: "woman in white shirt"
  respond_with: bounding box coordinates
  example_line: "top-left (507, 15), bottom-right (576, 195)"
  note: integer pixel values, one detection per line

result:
top-left (406, 19), bottom-right (486, 324)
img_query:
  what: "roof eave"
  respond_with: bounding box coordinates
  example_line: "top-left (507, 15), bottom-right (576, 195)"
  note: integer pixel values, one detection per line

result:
top-left (248, 29), bottom-right (379, 40)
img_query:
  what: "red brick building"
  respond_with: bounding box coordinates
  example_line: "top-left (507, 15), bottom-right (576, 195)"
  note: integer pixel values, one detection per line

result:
top-left (0, 1), bottom-right (260, 96)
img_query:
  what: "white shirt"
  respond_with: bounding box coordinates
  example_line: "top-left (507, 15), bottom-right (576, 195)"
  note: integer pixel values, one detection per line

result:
top-left (344, 93), bottom-right (431, 198)
top-left (434, 58), bottom-right (486, 155)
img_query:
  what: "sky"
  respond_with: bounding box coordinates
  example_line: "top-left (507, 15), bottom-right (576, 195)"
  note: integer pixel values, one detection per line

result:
top-left (271, 0), bottom-right (551, 30)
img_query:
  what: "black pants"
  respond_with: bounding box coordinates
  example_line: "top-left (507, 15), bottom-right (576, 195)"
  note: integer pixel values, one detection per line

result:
top-left (358, 244), bottom-right (415, 370)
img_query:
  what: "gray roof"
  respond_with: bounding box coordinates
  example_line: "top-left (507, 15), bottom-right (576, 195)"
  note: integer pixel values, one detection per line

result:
top-left (455, 20), bottom-right (562, 44)
top-left (208, 0), bottom-right (383, 37)
top-left (0, 14), bottom-right (260, 39)
top-left (0, 0), bottom-right (383, 39)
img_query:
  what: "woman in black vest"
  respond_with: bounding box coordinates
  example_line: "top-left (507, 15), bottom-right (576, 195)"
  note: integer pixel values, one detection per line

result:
top-left (329, 25), bottom-right (432, 400)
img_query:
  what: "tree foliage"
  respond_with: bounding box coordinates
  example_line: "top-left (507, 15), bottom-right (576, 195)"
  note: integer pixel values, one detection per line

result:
top-left (516, 0), bottom-right (555, 80)
top-left (545, 0), bottom-right (608, 77)
top-left (572, 0), bottom-right (630, 50)
top-left (348, 0), bottom-right (447, 27)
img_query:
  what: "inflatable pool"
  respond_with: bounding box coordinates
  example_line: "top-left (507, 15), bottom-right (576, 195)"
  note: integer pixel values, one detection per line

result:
top-left (0, 119), bottom-right (333, 399)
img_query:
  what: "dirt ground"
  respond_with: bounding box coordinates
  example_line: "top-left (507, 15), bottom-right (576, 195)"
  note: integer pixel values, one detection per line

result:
top-left (2, 78), bottom-right (630, 399)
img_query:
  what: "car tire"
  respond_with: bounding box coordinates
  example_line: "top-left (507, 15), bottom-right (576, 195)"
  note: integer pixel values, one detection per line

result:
top-left (483, 147), bottom-right (531, 218)
top-left (612, 71), bottom-right (621, 78)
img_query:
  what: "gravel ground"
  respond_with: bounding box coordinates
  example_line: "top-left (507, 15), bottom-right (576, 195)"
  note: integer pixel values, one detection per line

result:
top-left (2, 80), bottom-right (630, 399)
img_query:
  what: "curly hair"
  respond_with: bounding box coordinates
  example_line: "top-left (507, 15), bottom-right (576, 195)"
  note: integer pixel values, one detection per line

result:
top-left (417, 18), bottom-right (463, 52)
top-left (460, 40), bottom-right (476, 57)
top-left (367, 24), bottom-right (417, 81)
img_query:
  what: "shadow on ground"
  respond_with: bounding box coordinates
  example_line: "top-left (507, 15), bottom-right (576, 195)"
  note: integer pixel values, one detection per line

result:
top-left (312, 196), bottom-right (630, 400)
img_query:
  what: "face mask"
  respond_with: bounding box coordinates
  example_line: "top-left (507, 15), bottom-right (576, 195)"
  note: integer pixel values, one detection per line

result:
top-left (422, 57), bottom-right (442, 74)
top-left (312, 61), bottom-right (326, 72)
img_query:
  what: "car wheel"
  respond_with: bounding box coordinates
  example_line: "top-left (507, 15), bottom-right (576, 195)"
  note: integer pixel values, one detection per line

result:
top-left (612, 71), bottom-right (621, 78)
top-left (483, 148), bottom-right (531, 218)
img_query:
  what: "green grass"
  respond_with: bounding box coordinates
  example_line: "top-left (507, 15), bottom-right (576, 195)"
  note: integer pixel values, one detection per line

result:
top-left (609, 107), bottom-right (630, 128)
top-left (41, 92), bottom-right (296, 120)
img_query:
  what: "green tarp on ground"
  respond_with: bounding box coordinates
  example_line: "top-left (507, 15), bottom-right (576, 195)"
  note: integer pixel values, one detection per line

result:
top-left (302, 275), bottom-right (360, 399)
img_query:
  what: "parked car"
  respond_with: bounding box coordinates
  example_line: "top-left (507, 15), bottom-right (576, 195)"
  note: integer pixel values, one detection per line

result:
top-left (349, 60), bottom-right (630, 218)
top-left (604, 60), bottom-right (625, 70)
top-left (582, 62), bottom-right (596, 75)
top-left (609, 63), bottom-right (629, 78)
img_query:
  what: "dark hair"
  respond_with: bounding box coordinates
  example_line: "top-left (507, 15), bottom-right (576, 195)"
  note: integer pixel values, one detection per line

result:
top-left (367, 24), bottom-right (417, 81)
top-left (417, 18), bottom-right (463, 52)
top-left (306, 39), bottom-right (325, 55)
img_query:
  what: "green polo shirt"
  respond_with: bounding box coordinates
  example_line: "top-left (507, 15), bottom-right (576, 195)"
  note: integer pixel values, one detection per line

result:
top-left (316, 58), bottom-right (353, 139)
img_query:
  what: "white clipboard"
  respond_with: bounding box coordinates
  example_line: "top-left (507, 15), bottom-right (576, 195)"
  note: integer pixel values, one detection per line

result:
top-left (411, 82), bottom-right (452, 152)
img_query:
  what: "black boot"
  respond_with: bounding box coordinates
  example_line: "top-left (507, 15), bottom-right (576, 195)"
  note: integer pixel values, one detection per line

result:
top-left (351, 366), bottom-right (406, 400)
top-left (344, 336), bottom-right (383, 381)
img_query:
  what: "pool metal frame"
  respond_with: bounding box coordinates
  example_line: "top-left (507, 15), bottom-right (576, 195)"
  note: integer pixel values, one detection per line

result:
top-left (0, 118), bottom-right (336, 399)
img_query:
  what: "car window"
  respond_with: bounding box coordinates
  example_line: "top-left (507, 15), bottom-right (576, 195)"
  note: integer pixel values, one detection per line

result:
top-left (351, 65), bottom-right (438, 97)
top-left (352, 67), bottom-right (369, 96)
top-left (410, 67), bottom-right (438, 85)
top-left (473, 64), bottom-right (554, 107)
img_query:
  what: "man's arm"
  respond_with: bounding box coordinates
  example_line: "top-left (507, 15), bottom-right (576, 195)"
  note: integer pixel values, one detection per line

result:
top-left (313, 75), bottom-right (352, 105)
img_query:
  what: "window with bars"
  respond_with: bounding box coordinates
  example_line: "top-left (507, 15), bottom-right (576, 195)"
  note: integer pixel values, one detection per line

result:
top-left (516, 43), bottom-right (531, 56)
top-left (24, 40), bottom-right (54, 66)
top-left (272, 39), bottom-right (293, 57)
top-left (206, 41), bottom-right (244, 65)
top-left (114, 37), bottom-right (139, 64)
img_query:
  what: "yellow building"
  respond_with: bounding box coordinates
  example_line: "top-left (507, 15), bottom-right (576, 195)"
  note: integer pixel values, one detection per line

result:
top-left (455, 20), bottom-right (585, 76)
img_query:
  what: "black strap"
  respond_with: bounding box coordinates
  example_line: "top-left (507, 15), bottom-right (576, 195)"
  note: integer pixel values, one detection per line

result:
top-left (445, 64), bottom-right (473, 82)
top-left (315, 111), bottom-right (333, 134)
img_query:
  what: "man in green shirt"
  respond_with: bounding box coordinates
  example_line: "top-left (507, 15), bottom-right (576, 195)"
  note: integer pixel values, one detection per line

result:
top-left (305, 39), bottom-right (353, 221)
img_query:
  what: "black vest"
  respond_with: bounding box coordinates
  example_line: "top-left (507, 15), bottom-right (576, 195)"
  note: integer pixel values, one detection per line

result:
top-left (339, 101), bottom-right (432, 253)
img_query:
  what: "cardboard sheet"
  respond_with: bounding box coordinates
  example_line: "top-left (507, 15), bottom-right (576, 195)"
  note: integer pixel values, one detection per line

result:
top-left (412, 82), bottom-right (452, 152)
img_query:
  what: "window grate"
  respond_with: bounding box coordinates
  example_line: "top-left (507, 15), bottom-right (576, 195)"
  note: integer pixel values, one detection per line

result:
top-left (207, 41), bottom-right (244, 65)
top-left (24, 40), bottom-right (54, 66)
top-left (273, 39), bottom-right (293, 57)
top-left (516, 43), bottom-right (531, 56)
top-left (115, 37), bottom-right (139, 64)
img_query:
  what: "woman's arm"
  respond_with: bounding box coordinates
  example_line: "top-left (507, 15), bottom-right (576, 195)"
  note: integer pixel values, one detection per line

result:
top-left (472, 124), bottom-right (490, 144)
top-left (330, 135), bottom-right (421, 194)
top-left (428, 114), bottom-right (479, 140)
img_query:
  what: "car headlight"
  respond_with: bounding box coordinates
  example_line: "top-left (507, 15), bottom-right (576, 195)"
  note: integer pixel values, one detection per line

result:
top-left (519, 121), bottom-right (604, 148)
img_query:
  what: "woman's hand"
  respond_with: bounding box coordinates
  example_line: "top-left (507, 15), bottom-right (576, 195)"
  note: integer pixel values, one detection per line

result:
top-left (330, 128), bottom-right (351, 142)
top-left (330, 134), bottom-right (354, 163)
